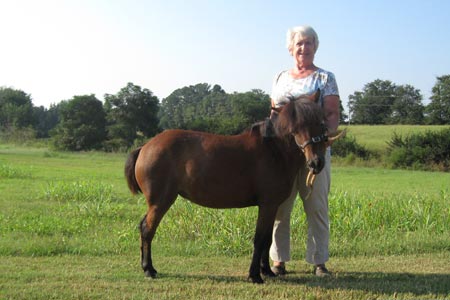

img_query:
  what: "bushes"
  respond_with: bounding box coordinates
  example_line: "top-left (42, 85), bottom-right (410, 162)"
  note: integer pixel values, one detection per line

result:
top-left (332, 135), bottom-right (373, 160)
top-left (387, 128), bottom-right (450, 171)
top-left (0, 126), bottom-right (36, 144)
top-left (331, 127), bottom-right (450, 171)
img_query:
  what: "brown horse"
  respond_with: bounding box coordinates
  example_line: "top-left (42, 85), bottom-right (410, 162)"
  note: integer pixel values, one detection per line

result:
top-left (125, 94), bottom-right (343, 283)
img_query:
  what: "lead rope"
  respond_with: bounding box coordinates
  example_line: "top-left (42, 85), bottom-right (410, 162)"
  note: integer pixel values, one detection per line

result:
top-left (305, 170), bottom-right (316, 200)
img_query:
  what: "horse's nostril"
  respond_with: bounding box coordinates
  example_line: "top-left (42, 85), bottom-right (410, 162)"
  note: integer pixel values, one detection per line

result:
top-left (308, 159), bottom-right (318, 170)
top-left (308, 157), bottom-right (324, 174)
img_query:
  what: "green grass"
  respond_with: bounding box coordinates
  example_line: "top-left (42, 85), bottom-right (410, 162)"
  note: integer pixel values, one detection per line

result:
top-left (1, 254), bottom-right (449, 299)
top-left (1, 140), bottom-right (449, 299)
top-left (0, 161), bottom-right (33, 179)
top-left (341, 124), bottom-right (450, 153)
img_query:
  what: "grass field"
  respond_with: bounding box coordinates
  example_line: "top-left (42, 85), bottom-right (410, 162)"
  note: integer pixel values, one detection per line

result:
top-left (1, 133), bottom-right (449, 299)
top-left (341, 124), bottom-right (450, 153)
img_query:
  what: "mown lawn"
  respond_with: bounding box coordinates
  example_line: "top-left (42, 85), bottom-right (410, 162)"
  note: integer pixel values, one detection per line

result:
top-left (2, 253), bottom-right (449, 300)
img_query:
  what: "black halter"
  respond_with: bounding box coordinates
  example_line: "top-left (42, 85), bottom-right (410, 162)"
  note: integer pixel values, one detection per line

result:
top-left (299, 133), bottom-right (328, 150)
top-left (298, 124), bottom-right (329, 151)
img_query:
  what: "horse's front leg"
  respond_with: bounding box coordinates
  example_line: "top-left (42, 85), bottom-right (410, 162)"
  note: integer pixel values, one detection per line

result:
top-left (260, 243), bottom-right (276, 277)
top-left (248, 205), bottom-right (278, 284)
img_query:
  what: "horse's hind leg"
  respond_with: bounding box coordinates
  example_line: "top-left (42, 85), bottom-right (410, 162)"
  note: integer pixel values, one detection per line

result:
top-left (140, 213), bottom-right (157, 278)
top-left (140, 193), bottom-right (177, 278)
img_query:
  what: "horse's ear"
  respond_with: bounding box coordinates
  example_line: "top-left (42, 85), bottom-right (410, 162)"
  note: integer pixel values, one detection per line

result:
top-left (271, 106), bottom-right (282, 113)
top-left (250, 122), bottom-right (262, 137)
top-left (307, 89), bottom-right (320, 103)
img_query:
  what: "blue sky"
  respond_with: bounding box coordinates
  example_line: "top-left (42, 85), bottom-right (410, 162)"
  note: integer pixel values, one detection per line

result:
top-left (1, 0), bottom-right (449, 113)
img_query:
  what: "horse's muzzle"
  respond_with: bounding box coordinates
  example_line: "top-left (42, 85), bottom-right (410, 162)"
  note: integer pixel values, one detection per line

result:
top-left (307, 155), bottom-right (325, 174)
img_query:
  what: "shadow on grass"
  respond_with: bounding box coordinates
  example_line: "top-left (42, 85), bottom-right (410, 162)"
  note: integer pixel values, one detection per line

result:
top-left (157, 271), bottom-right (450, 296)
top-left (281, 271), bottom-right (450, 296)
top-left (155, 272), bottom-right (247, 283)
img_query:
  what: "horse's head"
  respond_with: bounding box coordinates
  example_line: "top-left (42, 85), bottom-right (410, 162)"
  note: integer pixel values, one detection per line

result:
top-left (273, 93), bottom-right (345, 185)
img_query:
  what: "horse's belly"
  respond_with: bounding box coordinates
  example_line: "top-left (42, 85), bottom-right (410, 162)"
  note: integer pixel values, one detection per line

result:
top-left (187, 196), bottom-right (257, 209)
top-left (180, 159), bottom-right (259, 208)
top-left (179, 183), bottom-right (257, 209)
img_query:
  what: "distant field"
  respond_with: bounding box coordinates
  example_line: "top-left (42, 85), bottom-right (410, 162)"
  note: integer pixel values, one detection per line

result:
top-left (340, 124), bottom-right (450, 153)
top-left (1, 138), bottom-right (449, 299)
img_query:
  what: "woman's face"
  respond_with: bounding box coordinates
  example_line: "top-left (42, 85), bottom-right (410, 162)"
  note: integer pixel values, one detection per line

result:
top-left (291, 35), bottom-right (316, 67)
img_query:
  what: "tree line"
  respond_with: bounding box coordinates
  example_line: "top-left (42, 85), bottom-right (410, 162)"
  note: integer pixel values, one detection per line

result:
top-left (1, 76), bottom-right (449, 151)
top-left (348, 76), bottom-right (450, 125)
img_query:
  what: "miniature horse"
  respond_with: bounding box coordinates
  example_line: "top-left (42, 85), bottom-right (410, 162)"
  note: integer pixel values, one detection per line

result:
top-left (125, 94), bottom-right (342, 283)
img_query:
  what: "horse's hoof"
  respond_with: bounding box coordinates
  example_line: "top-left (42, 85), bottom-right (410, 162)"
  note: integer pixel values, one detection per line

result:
top-left (248, 275), bottom-right (264, 284)
top-left (144, 269), bottom-right (157, 278)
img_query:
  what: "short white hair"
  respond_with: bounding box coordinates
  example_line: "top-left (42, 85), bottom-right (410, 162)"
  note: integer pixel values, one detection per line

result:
top-left (286, 25), bottom-right (319, 53)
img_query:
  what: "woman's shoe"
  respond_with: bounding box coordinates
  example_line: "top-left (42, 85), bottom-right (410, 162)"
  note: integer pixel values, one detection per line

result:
top-left (314, 264), bottom-right (331, 277)
top-left (271, 265), bottom-right (287, 276)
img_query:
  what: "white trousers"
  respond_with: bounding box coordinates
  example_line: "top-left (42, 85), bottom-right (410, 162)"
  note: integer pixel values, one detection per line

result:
top-left (269, 150), bottom-right (331, 265)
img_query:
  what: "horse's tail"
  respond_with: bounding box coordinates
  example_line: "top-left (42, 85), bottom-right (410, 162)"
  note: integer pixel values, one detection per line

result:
top-left (125, 147), bottom-right (142, 194)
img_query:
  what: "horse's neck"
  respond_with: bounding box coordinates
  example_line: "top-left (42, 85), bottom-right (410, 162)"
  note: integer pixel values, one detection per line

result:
top-left (265, 136), bottom-right (303, 171)
top-left (248, 121), bottom-right (303, 173)
top-left (282, 137), bottom-right (303, 165)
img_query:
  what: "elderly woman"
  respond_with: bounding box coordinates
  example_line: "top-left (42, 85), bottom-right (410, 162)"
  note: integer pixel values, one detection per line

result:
top-left (269, 25), bottom-right (340, 277)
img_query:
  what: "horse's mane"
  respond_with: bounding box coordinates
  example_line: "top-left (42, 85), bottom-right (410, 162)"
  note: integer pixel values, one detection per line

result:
top-left (243, 98), bottom-right (324, 139)
top-left (275, 99), bottom-right (324, 136)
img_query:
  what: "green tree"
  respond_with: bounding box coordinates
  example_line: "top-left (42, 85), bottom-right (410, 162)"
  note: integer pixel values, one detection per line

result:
top-left (194, 89), bottom-right (270, 135)
top-left (426, 75), bottom-right (450, 124)
top-left (159, 83), bottom-right (270, 135)
top-left (187, 84), bottom-right (229, 133)
top-left (52, 95), bottom-right (106, 151)
top-left (225, 89), bottom-right (270, 134)
top-left (348, 80), bottom-right (396, 124)
top-left (0, 87), bottom-right (33, 129)
top-left (159, 83), bottom-right (212, 130)
top-left (32, 104), bottom-right (60, 138)
top-left (104, 83), bottom-right (160, 149)
top-left (389, 84), bottom-right (424, 124)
